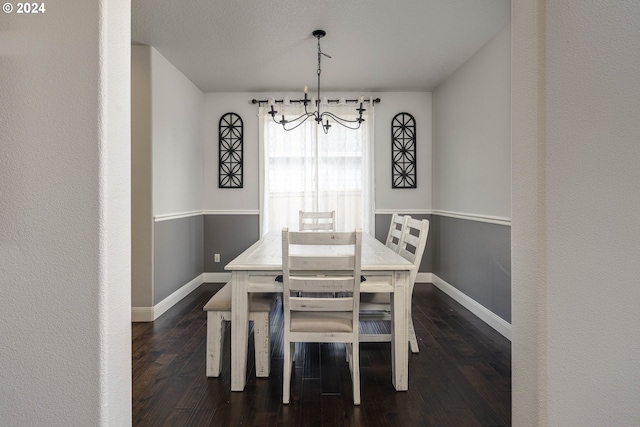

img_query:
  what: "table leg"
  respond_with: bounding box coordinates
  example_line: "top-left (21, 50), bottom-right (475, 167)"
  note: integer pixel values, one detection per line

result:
top-left (391, 270), bottom-right (409, 391)
top-left (231, 271), bottom-right (249, 391)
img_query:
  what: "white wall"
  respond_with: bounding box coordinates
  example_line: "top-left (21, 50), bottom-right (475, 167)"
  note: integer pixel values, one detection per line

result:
top-left (433, 24), bottom-right (511, 219)
top-left (544, 1), bottom-right (640, 424)
top-left (0, 1), bottom-right (131, 425)
top-left (151, 48), bottom-right (204, 216)
top-left (513, 1), bottom-right (640, 425)
top-left (202, 93), bottom-right (261, 211)
top-left (202, 91), bottom-right (432, 212)
top-left (374, 92), bottom-right (432, 211)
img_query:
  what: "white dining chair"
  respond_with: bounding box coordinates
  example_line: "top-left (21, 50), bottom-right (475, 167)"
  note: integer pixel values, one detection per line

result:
top-left (281, 228), bottom-right (362, 405)
top-left (385, 213), bottom-right (409, 253)
top-left (299, 210), bottom-right (336, 231)
top-left (360, 217), bottom-right (430, 353)
top-left (203, 282), bottom-right (275, 377)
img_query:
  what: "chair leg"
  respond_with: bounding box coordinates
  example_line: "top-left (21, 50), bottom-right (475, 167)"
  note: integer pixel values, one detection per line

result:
top-left (283, 341), bottom-right (294, 404)
top-left (206, 312), bottom-right (226, 377)
top-left (351, 342), bottom-right (361, 405)
top-left (252, 313), bottom-right (270, 377)
top-left (408, 316), bottom-right (419, 353)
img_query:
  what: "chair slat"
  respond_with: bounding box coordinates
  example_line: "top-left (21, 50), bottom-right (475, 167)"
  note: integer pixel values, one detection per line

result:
top-left (299, 211), bottom-right (336, 231)
top-left (289, 276), bottom-right (356, 293)
top-left (288, 231), bottom-right (355, 245)
top-left (290, 255), bottom-right (355, 270)
top-left (290, 297), bottom-right (353, 312)
top-left (385, 214), bottom-right (409, 253)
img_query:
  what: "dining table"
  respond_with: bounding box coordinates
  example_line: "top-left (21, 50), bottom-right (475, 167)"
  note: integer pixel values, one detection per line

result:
top-left (226, 231), bottom-right (415, 392)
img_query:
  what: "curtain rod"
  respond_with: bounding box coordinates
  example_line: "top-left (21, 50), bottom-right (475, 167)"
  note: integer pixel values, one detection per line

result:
top-left (251, 97), bottom-right (381, 106)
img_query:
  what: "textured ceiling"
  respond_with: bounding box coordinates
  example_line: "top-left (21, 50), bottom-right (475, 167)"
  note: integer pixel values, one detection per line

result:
top-left (132, 0), bottom-right (510, 93)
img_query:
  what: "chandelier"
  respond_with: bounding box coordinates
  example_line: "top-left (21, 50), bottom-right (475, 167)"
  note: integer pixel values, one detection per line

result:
top-left (257, 30), bottom-right (376, 134)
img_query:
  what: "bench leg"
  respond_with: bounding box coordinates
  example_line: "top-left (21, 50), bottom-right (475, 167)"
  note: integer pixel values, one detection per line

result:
top-left (206, 311), bottom-right (226, 377)
top-left (252, 313), bottom-right (271, 377)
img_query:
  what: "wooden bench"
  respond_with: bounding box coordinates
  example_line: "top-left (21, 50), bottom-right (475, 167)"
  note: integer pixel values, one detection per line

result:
top-left (204, 282), bottom-right (274, 377)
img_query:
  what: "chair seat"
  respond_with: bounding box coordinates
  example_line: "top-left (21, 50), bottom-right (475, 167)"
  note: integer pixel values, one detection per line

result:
top-left (204, 282), bottom-right (273, 312)
top-left (290, 311), bottom-right (353, 333)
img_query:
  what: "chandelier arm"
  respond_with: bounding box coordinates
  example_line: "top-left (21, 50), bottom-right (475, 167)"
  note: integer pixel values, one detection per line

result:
top-left (320, 112), bottom-right (363, 123)
top-left (320, 111), bottom-right (365, 125)
top-left (274, 111), bottom-right (314, 125)
top-left (276, 113), bottom-right (315, 131)
top-left (319, 116), bottom-right (363, 131)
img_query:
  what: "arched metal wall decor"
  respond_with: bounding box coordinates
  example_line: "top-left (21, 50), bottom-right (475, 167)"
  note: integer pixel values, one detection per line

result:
top-left (391, 112), bottom-right (416, 188)
top-left (219, 113), bottom-right (243, 188)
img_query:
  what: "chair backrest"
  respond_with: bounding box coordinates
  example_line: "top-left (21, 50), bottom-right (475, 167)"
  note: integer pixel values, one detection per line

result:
top-left (299, 210), bottom-right (336, 231)
top-left (385, 213), bottom-right (409, 253)
top-left (281, 228), bottom-right (362, 328)
top-left (397, 217), bottom-right (430, 287)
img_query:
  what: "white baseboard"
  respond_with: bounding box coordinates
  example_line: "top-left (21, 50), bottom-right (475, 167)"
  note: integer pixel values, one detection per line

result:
top-left (131, 307), bottom-right (154, 322)
top-left (131, 274), bottom-right (204, 322)
top-left (415, 272), bottom-right (433, 284)
top-left (430, 274), bottom-right (512, 340)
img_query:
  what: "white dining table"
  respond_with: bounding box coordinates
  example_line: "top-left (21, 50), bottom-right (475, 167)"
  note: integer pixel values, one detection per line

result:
top-left (226, 231), bottom-right (415, 392)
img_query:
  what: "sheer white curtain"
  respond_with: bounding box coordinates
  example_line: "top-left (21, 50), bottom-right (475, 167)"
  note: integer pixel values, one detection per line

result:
top-left (259, 100), bottom-right (374, 235)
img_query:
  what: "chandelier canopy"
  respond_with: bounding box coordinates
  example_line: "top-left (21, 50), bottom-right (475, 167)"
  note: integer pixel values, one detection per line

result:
top-left (252, 30), bottom-right (379, 134)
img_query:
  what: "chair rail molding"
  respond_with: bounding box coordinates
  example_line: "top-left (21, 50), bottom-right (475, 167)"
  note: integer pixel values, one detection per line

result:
top-left (374, 209), bottom-right (431, 215)
top-left (431, 209), bottom-right (511, 226)
top-left (202, 209), bottom-right (260, 215)
top-left (153, 209), bottom-right (261, 222)
top-left (154, 210), bottom-right (203, 222)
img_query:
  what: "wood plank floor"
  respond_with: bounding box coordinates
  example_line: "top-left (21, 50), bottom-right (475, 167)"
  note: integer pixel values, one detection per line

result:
top-left (132, 283), bottom-right (511, 426)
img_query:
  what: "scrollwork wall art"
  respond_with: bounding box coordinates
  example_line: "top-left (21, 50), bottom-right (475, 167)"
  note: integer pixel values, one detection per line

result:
top-left (219, 112), bottom-right (243, 188)
top-left (391, 112), bottom-right (416, 188)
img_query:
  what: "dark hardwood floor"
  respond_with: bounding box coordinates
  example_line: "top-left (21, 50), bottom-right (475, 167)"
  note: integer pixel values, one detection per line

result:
top-left (132, 283), bottom-right (511, 426)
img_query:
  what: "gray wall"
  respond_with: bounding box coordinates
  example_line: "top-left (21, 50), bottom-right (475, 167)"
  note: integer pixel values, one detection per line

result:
top-left (204, 213), bottom-right (433, 273)
top-left (153, 216), bottom-right (204, 304)
top-left (432, 215), bottom-right (511, 322)
top-left (156, 211), bottom-right (510, 326)
top-left (204, 214), bottom-right (261, 272)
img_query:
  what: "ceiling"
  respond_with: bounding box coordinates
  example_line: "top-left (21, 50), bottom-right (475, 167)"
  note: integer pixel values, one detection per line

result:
top-left (132, 0), bottom-right (510, 93)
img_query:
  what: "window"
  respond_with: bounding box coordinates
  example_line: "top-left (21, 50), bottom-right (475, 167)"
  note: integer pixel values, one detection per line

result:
top-left (259, 103), bottom-right (375, 235)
